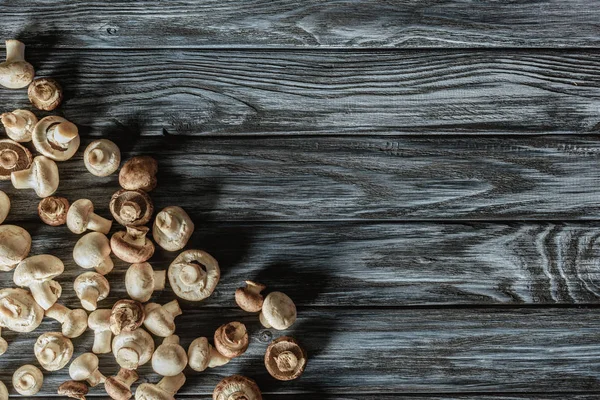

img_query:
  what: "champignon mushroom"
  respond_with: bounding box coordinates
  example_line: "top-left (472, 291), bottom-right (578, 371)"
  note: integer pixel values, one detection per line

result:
top-left (168, 250), bottom-right (220, 302)
top-left (32, 116), bottom-right (80, 161)
top-left (88, 309), bottom-right (112, 354)
top-left (28, 78), bottom-right (63, 111)
top-left (111, 226), bottom-right (155, 263)
top-left (0, 327), bottom-right (7, 355)
top-left (112, 328), bottom-right (154, 370)
top-left (0, 288), bottom-right (43, 332)
top-left (1, 109), bottom-right (37, 142)
top-left (187, 337), bottom-right (230, 372)
top-left (264, 336), bottom-right (307, 381)
top-left (119, 156), bottom-right (157, 192)
top-left (214, 322), bottom-right (249, 359)
top-left (213, 375), bottom-right (262, 400)
top-left (0, 225), bottom-right (31, 271)
top-left (69, 353), bottom-right (106, 387)
top-left (135, 373), bottom-right (186, 400)
top-left (74, 272), bottom-right (110, 311)
top-left (13, 254), bottom-right (64, 310)
top-left (0, 380), bottom-right (7, 400)
top-left (34, 331), bottom-right (74, 371)
top-left (259, 291), bottom-right (297, 330)
top-left (235, 281), bottom-right (266, 313)
top-left (0, 139), bottom-right (32, 180)
top-left (84, 139), bottom-right (121, 177)
top-left (151, 335), bottom-right (187, 377)
top-left (105, 368), bottom-right (138, 400)
top-left (11, 155), bottom-right (58, 197)
top-left (58, 380), bottom-right (89, 400)
top-left (109, 189), bottom-right (153, 227)
top-left (125, 262), bottom-right (166, 302)
top-left (110, 299), bottom-right (145, 335)
top-left (0, 40), bottom-right (34, 89)
top-left (38, 196), bottom-right (69, 226)
top-left (0, 191), bottom-right (8, 224)
top-left (67, 199), bottom-right (113, 235)
top-left (73, 232), bottom-right (114, 275)
top-left (45, 303), bottom-right (88, 338)
top-left (152, 206), bottom-right (194, 252)
top-left (142, 300), bottom-right (180, 337)
top-left (12, 364), bottom-right (43, 395)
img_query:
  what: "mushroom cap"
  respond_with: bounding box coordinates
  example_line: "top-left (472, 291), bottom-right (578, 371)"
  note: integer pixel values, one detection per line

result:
top-left (0, 40), bottom-right (35, 89)
top-left (88, 308), bottom-right (111, 329)
top-left (265, 336), bottom-right (307, 381)
top-left (143, 301), bottom-right (180, 337)
top-left (73, 232), bottom-right (113, 273)
top-left (67, 199), bottom-right (98, 234)
top-left (38, 196), bottom-right (69, 226)
top-left (1, 109), bottom-right (37, 142)
top-left (13, 254), bottom-right (65, 287)
top-left (58, 380), bottom-right (89, 400)
top-left (69, 352), bottom-right (99, 381)
top-left (151, 336), bottom-right (187, 377)
top-left (112, 329), bottom-right (154, 369)
top-left (125, 262), bottom-right (165, 302)
top-left (0, 288), bottom-right (44, 332)
top-left (168, 250), bottom-right (220, 301)
top-left (32, 116), bottom-right (80, 161)
top-left (0, 139), bottom-right (32, 180)
top-left (260, 292), bottom-right (297, 330)
top-left (214, 321), bottom-right (249, 359)
top-left (84, 139), bottom-right (121, 177)
top-left (0, 224), bottom-right (31, 271)
top-left (11, 155), bottom-right (59, 197)
top-left (152, 206), bottom-right (194, 252)
top-left (213, 375), bottom-right (262, 400)
top-left (35, 332), bottom-right (74, 371)
top-left (119, 156), bottom-right (158, 192)
top-left (0, 190), bottom-right (9, 224)
top-left (235, 281), bottom-right (266, 313)
top-left (74, 272), bottom-right (110, 311)
top-left (13, 364), bottom-right (43, 395)
top-left (109, 189), bottom-right (153, 227)
top-left (61, 308), bottom-right (89, 338)
top-left (111, 227), bottom-right (155, 263)
top-left (135, 383), bottom-right (174, 400)
top-left (0, 380), bottom-right (7, 399)
top-left (187, 337), bottom-right (211, 372)
top-left (105, 369), bottom-right (138, 400)
top-left (28, 78), bottom-right (63, 111)
top-left (110, 299), bottom-right (145, 335)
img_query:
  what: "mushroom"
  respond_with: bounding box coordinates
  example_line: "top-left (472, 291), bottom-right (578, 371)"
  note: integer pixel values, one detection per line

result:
top-left (13, 254), bottom-right (64, 310)
top-left (143, 300), bottom-right (181, 337)
top-left (88, 309), bottom-right (112, 354)
top-left (214, 321), bottom-right (249, 359)
top-left (45, 303), bottom-right (88, 338)
top-left (73, 232), bottom-right (114, 275)
top-left (28, 78), bottom-right (63, 111)
top-left (0, 224), bottom-right (31, 271)
top-left (0, 380), bottom-right (7, 400)
top-left (105, 368), bottom-right (138, 400)
top-left (38, 196), bottom-right (69, 226)
top-left (110, 299), bottom-right (145, 335)
top-left (58, 380), bottom-right (89, 400)
top-left (125, 262), bottom-right (166, 302)
top-left (119, 156), bottom-right (157, 192)
top-left (235, 281), bottom-right (266, 313)
top-left (187, 337), bottom-right (230, 372)
top-left (67, 199), bottom-right (113, 235)
top-left (12, 364), bottom-right (43, 395)
top-left (69, 353), bottom-right (106, 386)
top-left (135, 373), bottom-right (185, 400)
top-left (32, 116), bottom-right (80, 161)
top-left (34, 331), bottom-right (74, 371)
top-left (11, 155), bottom-right (59, 197)
top-left (0, 327), bottom-right (7, 355)
top-left (111, 226), bottom-right (155, 263)
top-left (0, 40), bottom-right (34, 89)
top-left (84, 139), bottom-right (121, 177)
top-left (112, 328), bottom-right (154, 370)
top-left (259, 291), bottom-right (297, 330)
top-left (74, 272), bottom-right (110, 311)
top-left (213, 375), bottom-right (262, 400)
top-left (0, 191), bottom-right (8, 224)
top-left (168, 250), bottom-right (220, 302)
top-left (1, 109), bottom-right (37, 142)
top-left (109, 189), bottom-right (153, 227)
top-left (151, 335), bottom-right (188, 377)
top-left (0, 139), bottom-right (32, 180)
top-left (0, 288), bottom-right (43, 332)
top-left (264, 336), bottom-right (307, 381)
top-left (153, 206), bottom-right (194, 251)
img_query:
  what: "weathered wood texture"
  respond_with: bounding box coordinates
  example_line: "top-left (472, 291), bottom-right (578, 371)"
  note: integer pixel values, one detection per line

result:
top-left (2, 50), bottom-right (600, 136)
top-left (0, 1), bottom-right (599, 48)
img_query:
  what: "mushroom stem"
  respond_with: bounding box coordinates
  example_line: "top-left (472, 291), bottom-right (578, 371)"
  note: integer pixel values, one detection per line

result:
top-left (88, 369), bottom-right (106, 386)
top-left (0, 327), bottom-right (7, 355)
top-left (153, 271), bottom-right (166, 291)
top-left (88, 148), bottom-right (106, 165)
top-left (50, 122), bottom-right (78, 146)
top-left (162, 300), bottom-right (182, 317)
top-left (93, 330), bottom-right (112, 354)
top-left (45, 303), bottom-right (68, 323)
top-left (180, 262), bottom-right (207, 286)
top-left (157, 373), bottom-right (186, 395)
top-left (117, 367), bottom-right (138, 387)
top-left (30, 281), bottom-right (59, 310)
top-left (79, 286), bottom-right (100, 311)
top-left (124, 226), bottom-right (147, 247)
top-left (86, 214), bottom-right (112, 235)
top-left (5, 40), bottom-right (25, 63)
top-left (120, 201), bottom-right (141, 223)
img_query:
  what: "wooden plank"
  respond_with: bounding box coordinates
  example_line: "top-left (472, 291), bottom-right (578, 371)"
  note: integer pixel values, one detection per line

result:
top-left (1, 1), bottom-right (599, 48)
top-left (2, 50), bottom-right (600, 136)
top-left (1, 308), bottom-right (599, 396)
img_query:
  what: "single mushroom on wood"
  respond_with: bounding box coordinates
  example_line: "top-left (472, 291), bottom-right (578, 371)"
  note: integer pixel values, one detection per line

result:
top-left (0, 288), bottom-right (43, 332)
top-left (0, 139), bottom-right (32, 180)
top-left (84, 139), bottom-right (121, 177)
top-left (168, 250), bottom-right (220, 302)
top-left (34, 331), bottom-right (74, 371)
top-left (0, 224), bottom-right (31, 271)
top-left (235, 281), bottom-right (266, 313)
top-left (187, 337), bottom-right (230, 372)
top-left (125, 262), bottom-right (166, 302)
top-left (13, 364), bottom-right (43, 395)
top-left (11, 155), bottom-right (59, 198)
top-left (110, 299), bottom-right (145, 335)
top-left (73, 232), bottom-right (114, 275)
top-left (32, 116), bottom-right (80, 161)
top-left (143, 300), bottom-right (181, 337)
top-left (0, 40), bottom-right (34, 89)
top-left (135, 373), bottom-right (185, 400)
top-left (70, 352), bottom-right (106, 387)
top-left (58, 380), bottom-right (89, 400)
top-left (111, 226), bottom-right (155, 263)
top-left (119, 156), bottom-right (157, 192)
top-left (74, 272), bottom-right (110, 311)
top-left (88, 309), bottom-right (112, 354)
top-left (213, 375), bottom-right (262, 400)
top-left (214, 321), bottom-right (249, 359)
top-left (1, 109), bottom-right (37, 142)
top-left (28, 78), bottom-right (63, 111)
top-left (38, 196), bottom-right (69, 226)
top-left (112, 328), bottom-right (154, 370)
top-left (13, 254), bottom-right (64, 310)
top-left (0, 191), bottom-right (9, 224)
top-left (105, 368), bottom-right (138, 400)
top-left (259, 291), bottom-right (297, 330)
top-left (109, 189), bottom-right (153, 227)
top-left (67, 199), bottom-right (113, 235)
top-left (264, 336), bottom-right (307, 381)
top-left (151, 335), bottom-right (187, 377)
top-left (153, 206), bottom-right (194, 251)
top-left (45, 303), bottom-right (88, 338)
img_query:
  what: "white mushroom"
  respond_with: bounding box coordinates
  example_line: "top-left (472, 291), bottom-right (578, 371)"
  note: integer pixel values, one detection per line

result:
top-left (168, 250), bottom-right (220, 302)
top-left (69, 353), bottom-right (106, 386)
top-left (32, 116), bottom-right (80, 161)
top-left (45, 303), bottom-right (88, 338)
top-left (151, 335), bottom-right (187, 377)
top-left (143, 300), bottom-right (181, 337)
top-left (84, 139), bottom-right (121, 177)
top-left (135, 373), bottom-right (186, 400)
top-left (0, 110), bottom-right (37, 142)
top-left (213, 375), bottom-right (262, 400)
top-left (73, 232), bottom-right (114, 275)
top-left (0, 40), bottom-right (34, 89)
top-left (153, 206), bottom-right (194, 251)
top-left (259, 291), bottom-right (297, 330)
top-left (112, 328), bottom-right (154, 370)
top-left (88, 309), bottom-right (112, 354)
top-left (0, 327), bottom-right (7, 355)
top-left (0, 224), bottom-right (30, 271)
top-left (34, 331), bottom-right (74, 371)
top-left (0, 191), bottom-right (8, 224)
top-left (12, 364), bottom-right (43, 395)
top-left (0, 288), bottom-right (43, 332)
top-left (111, 226), bottom-right (155, 263)
top-left (67, 199), bottom-right (112, 234)
top-left (105, 368), bottom-right (138, 400)
top-left (187, 337), bottom-right (230, 372)
top-left (11, 155), bottom-right (59, 198)
top-left (13, 254), bottom-right (64, 310)
top-left (74, 272), bottom-right (110, 311)
top-left (125, 262), bottom-right (166, 302)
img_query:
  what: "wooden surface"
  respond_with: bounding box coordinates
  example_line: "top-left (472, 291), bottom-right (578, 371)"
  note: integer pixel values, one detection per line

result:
top-left (1, 1), bottom-right (600, 399)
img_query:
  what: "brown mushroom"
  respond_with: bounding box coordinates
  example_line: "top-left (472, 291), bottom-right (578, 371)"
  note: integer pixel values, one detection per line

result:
top-left (105, 368), bottom-right (138, 400)
top-left (0, 139), bottom-right (32, 180)
top-left (28, 78), bottom-right (63, 111)
top-left (235, 281), bottom-right (266, 312)
top-left (119, 156), bottom-right (157, 192)
top-left (264, 336), bottom-right (307, 381)
top-left (110, 299), bottom-right (145, 335)
top-left (109, 189), bottom-right (153, 227)
top-left (213, 375), bottom-right (262, 400)
top-left (214, 321), bottom-right (249, 359)
top-left (58, 380), bottom-right (89, 400)
top-left (1, 109), bottom-right (37, 142)
top-left (38, 196), bottom-right (69, 226)
top-left (111, 226), bottom-right (155, 263)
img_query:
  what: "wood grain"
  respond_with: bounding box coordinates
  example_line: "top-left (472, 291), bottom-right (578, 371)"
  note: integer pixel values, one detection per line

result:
top-left (0, 1), bottom-right (599, 48)
top-left (2, 50), bottom-right (600, 136)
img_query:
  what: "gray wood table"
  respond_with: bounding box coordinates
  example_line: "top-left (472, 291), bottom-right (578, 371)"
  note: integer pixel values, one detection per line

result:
top-left (1, 1), bottom-right (600, 398)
